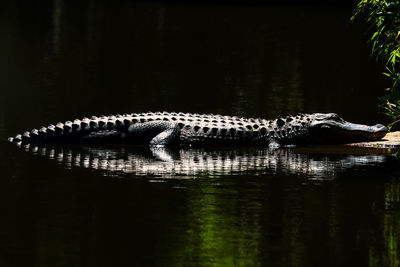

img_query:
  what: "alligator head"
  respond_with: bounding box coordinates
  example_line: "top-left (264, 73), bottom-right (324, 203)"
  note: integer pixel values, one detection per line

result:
top-left (305, 113), bottom-right (387, 145)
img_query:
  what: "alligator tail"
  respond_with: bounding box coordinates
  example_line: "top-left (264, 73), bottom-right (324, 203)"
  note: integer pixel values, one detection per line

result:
top-left (8, 114), bottom-right (133, 144)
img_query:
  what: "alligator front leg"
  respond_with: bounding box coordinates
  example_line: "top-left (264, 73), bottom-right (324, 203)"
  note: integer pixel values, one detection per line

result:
top-left (127, 121), bottom-right (181, 146)
top-left (149, 128), bottom-right (180, 146)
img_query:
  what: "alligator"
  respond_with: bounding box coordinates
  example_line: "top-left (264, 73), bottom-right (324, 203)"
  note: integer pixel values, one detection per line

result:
top-left (7, 112), bottom-right (388, 148)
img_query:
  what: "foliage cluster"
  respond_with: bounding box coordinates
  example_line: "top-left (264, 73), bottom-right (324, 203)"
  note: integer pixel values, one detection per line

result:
top-left (352, 0), bottom-right (400, 129)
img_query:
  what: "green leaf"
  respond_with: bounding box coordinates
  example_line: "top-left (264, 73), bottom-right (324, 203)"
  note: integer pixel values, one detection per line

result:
top-left (383, 72), bottom-right (392, 77)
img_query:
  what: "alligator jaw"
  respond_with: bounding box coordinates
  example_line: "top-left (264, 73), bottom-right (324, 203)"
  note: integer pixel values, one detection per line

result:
top-left (309, 119), bottom-right (388, 144)
top-left (339, 122), bottom-right (388, 141)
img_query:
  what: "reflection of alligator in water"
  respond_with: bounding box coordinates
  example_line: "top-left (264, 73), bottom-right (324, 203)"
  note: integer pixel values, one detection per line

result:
top-left (17, 143), bottom-right (393, 179)
top-left (8, 112), bottom-right (387, 148)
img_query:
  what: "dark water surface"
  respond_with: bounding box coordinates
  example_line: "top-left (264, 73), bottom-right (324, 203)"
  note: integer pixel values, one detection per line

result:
top-left (1, 1), bottom-right (400, 267)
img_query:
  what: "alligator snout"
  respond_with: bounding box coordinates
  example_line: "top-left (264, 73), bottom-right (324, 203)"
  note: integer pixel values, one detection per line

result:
top-left (367, 123), bottom-right (388, 140)
top-left (371, 124), bottom-right (387, 135)
top-left (374, 124), bottom-right (387, 131)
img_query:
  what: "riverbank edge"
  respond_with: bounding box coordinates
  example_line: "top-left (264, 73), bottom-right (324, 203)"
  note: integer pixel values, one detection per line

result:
top-left (347, 131), bottom-right (400, 149)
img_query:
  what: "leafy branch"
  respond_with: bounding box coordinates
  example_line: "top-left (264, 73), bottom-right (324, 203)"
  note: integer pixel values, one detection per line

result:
top-left (352, 0), bottom-right (400, 129)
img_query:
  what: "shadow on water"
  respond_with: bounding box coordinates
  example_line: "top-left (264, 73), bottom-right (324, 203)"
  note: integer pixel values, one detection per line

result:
top-left (13, 143), bottom-right (397, 180)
